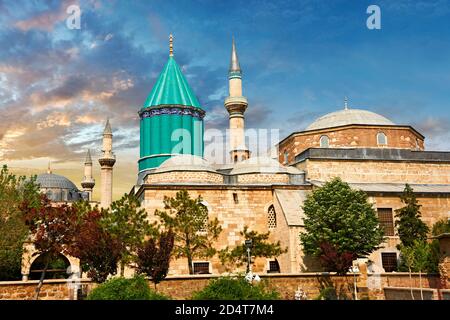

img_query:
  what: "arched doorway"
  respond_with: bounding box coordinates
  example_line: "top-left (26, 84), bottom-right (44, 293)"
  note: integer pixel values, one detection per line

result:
top-left (29, 253), bottom-right (71, 280)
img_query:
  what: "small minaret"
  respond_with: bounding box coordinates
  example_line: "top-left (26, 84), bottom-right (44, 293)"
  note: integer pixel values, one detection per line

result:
top-left (98, 119), bottom-right (116, 208)
top-left (224, 37), bottom-right (250, 163)
top-left (81, 149), bottom-right (95, 200)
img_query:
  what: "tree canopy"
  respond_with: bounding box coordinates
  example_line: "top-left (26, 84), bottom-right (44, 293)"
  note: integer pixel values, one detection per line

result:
top-left (395, 184), bottom-right (429, 247)
top-left (154, 190), bottom-right (222, 274)
top-left (299, 178), bottom-right (384, 273)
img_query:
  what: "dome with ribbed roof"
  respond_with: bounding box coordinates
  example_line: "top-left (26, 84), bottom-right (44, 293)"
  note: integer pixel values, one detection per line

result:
top-left (231, 156), bottom-right (295, 175)
top-left (36, 173), bottom-right (84, 202)
top-left (306, 108), bottom-right (394, 131)
top-left (155, 155), bottom-right (215, 173)
top-left (143, 57), bottom-right (201, 109)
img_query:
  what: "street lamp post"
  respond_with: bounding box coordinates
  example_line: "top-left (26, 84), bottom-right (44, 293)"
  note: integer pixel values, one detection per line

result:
top-left (245, 239), bottom-right (253, 274)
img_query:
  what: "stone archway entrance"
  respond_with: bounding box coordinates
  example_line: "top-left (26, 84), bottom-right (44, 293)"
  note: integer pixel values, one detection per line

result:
top-left (29, 253), bottom-right (71, 280)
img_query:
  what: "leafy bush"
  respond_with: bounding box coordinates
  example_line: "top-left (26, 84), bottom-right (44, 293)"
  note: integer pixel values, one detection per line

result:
top-left (192, 277), bottom-right (279, 300)
top-left (87, 275), bottom-right (169, 300)
top-left (314, 286), bottom-right (350, 300)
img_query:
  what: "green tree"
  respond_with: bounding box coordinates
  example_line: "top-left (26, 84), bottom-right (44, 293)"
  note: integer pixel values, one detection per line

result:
top-left (399, 240), bottom-right (431, 300)
top-left (395, 184), bottom-right (429, 247)
top-left (154, 190), bottom-right (222, 275)
top-left (219, 226), bottom-right (287, 272)
top-left (102, 193), bottom-right (151, 276)
top-left (0, 165), bottom-right (41, 281)
top-left (299, 178), bottom-right (384, 273)
top-left (192, 277), bottom-right (279, 300)
top-left (431, 218), bottom-right (450, 236)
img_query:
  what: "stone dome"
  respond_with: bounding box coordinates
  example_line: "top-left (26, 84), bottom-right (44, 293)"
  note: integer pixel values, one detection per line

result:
top-left (36, 173), bottom-right (78, 190)
top-left (230, 156), bottom-right (293, 175)
top-left (155, 155), bottom-right (216, 173)
top-left (36, 173), bottom-right (83, 202)
top-left (306, 108), bottom-right (395, 131)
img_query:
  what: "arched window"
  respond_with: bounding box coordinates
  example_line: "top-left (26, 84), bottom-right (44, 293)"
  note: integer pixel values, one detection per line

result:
top-left (320, 135), bottom-right (329, 148)
top-left (268, 205), bottom-right (277, 229)
top-left (377, 132), bottom-right (387, 145)
top-left (283, 150), bottom-right (288, 164)
top-left (234, 155), bottom-right (238, 163)
top-left (196, 204), bottom-right (208, 233)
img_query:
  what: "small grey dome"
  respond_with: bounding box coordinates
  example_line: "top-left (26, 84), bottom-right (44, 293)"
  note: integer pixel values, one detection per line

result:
top-left (306, 108), bottom-right (394, 131)
top-left (156, 155), bottom-right (216, 173)
top-left (230, 156), bottom-right (293, 175)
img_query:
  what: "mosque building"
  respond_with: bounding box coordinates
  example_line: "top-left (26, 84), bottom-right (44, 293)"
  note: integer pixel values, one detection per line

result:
top-left (131, 35), bottom-right (450, 275)
top-left (21, 35), bottom-right (450, 280)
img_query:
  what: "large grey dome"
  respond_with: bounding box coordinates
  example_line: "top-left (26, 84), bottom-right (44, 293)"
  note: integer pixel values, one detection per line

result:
top-left (36, 173), bottom-right (83, 202)
top-left (36, 173), bottom-right (78, 190)
top-left (306, 108), bottom-right (395, 131)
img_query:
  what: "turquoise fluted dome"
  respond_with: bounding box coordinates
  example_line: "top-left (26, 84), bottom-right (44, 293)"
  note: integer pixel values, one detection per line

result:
top-left (138, 55), bottom-right (205, 172)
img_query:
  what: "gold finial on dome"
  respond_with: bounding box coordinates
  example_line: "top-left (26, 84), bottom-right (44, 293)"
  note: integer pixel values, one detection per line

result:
top-left (344, 96), bottom-right (349, 110)
top-left (169, 34), bottom-right (173, 57)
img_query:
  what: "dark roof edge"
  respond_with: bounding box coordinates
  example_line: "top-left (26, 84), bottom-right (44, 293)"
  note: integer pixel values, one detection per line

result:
top-left (278, 124), bottom-right (424, 146)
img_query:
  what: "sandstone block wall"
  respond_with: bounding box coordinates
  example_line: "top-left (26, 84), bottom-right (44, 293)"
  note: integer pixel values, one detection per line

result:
top-left (279, 126), bottom-right (423, 165)
top-left (302, 159), bottom-right (450, 184)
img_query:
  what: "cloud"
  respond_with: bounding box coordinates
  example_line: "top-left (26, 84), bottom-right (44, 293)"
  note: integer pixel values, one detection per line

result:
top-left (14, 0), bottom-right (78, 32)
top-left (412, 116), bottom-right (450, 151)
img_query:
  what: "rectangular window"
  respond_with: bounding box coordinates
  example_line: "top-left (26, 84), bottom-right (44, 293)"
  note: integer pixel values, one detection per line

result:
top-left (193, 262), bottom-right (210, 275)
top-left (268, 260), bottom-right (280, 273)
top-left (377, 208), bottom-right (395, 236)
top-left (381, 252), bottom-right (398, 272)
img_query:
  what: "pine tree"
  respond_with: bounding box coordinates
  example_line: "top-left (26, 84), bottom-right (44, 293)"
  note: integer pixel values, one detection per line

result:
top-left (155, 190), bottom-right (222, 275)
top-left (219, 226), bottom-right (287, 271)
top-left (394, 184), bottom-right (429, 247)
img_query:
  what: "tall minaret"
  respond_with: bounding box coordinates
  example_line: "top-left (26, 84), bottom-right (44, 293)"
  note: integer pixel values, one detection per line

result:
top-left (98, 119), bottom-right (115, 208)
top-left (224, 37), bottom-right (250, 163)
top-left (81, 149), bottom-right (95, 200)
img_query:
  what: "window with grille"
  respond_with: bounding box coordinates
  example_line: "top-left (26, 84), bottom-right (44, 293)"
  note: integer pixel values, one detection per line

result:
top-left (268, 260), bottom-right (280, 273)
top-left (268, 205), bottom-right (277, 229)
top-left (381, 252), bottom-right (398, 272)
top-left (377, 208), bottom-right (395, 236)
top-left (195, 204), bottom-right (208, 233)
top-left (193, 262), bottom-right (210, 274)
top-left (283, 150), bottom-right (288, 164)
top-left (320, 135), bottom-right (329, 148)
top-left (377, 132), bottom-right (387, 145)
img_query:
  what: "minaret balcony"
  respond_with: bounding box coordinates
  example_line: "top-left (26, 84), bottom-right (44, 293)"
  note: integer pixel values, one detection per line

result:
top-left (225, 96), bottom-right (248, 114)
top-left (98, 157), bottom-right (116, 167)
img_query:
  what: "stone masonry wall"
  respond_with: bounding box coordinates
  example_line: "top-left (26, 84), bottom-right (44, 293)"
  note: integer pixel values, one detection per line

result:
top-left (301, 159), bottom-right (450, 184)
top-left (279, 126), bottom-right (423, 165)
top-left (141, 188), bottom-right (277, 275)
top-left (0, 273), bottom-right (443, 300)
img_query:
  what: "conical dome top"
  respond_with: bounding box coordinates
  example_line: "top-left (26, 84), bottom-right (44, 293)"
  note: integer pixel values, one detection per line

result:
top-left (143, 57), bottom-right (201, 109)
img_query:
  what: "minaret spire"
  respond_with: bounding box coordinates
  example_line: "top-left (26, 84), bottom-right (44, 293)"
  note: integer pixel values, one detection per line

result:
top-left (344, 96), bottom-right (349, 110)
top-left (169, 34), bottom-right (174, 57)
top-left (224, 37), bottom-right (250, 163)
top-left (81, 149), bottom-right (95, 200)
top-left (99, 119), bottom-right (116, 208)
top-left (229, 36), bottom-right (241, 76)
top-left (47, 161), bottom-right (52, 174)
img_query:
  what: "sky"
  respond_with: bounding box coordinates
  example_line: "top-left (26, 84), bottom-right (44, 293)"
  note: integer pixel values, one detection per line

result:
top-left (1, 0), bottom-right (450, 200)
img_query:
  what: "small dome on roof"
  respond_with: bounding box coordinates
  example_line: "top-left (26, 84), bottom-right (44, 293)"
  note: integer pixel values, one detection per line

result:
top-left (231, 156), bottom-right (294, 175)
top-left (36, 173), bottom-right (78, 190)
top-left (155, 155), bottom-right (216, 173)
top-left (306, 108), bottom-right (394, 131)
